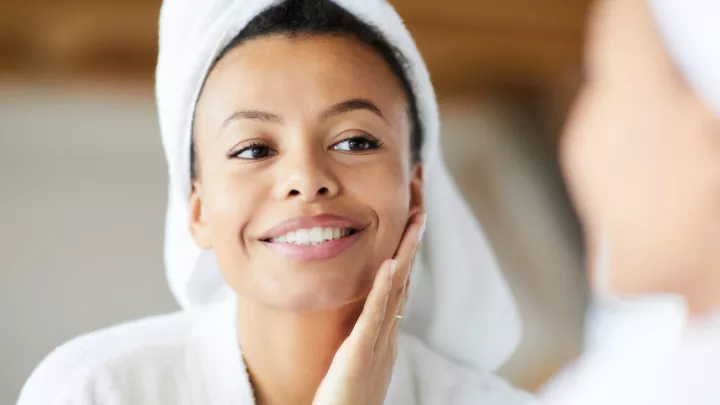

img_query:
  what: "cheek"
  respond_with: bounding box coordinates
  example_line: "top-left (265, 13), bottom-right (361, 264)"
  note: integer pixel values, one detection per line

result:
top-left (564, 86), bottom-right (718, 294)
top-left (561, 89), bottom-right (613, 228)
top-left (202, 168), bottom-right (269, 275)
top-left (562, 88), bottom-right (651, 288)
top-left (341, 158), bottom-right (410, 252)
top-left (563, 85), bottom-right (658, 228)
top-left (205, 175), bottom-right (257, 226)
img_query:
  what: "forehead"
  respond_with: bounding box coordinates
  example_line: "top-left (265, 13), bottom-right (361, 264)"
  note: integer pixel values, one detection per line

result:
top-left (199, 34), bottom-right (407, 117)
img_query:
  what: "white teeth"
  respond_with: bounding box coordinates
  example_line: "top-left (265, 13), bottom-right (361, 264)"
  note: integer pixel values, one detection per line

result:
top-left (296, 229), bottom-right (310, 245)
top-left (269, 227), bottom-right (355, 245)
top-left (310, 227), bottom-right (323, 245)
top-left (323, 228), bottom-right (333, 241)
top-left (285, 231), bottom-right (296, 243)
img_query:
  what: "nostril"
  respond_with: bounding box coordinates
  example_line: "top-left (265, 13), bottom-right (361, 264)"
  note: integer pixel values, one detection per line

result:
top-left (317, 187), bottom-right (329, 196)
top-left (289, 189), bottom-right (301, 197)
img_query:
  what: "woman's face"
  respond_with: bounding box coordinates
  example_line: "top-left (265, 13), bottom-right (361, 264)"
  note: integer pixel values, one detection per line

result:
top-left (190, 35), bottom-right (422, 311)
top-left (561, 0), bottom-right (720, 297)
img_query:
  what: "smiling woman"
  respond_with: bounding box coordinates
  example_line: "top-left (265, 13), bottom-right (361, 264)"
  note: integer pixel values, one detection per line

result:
top-left (190, 28), bottom-right (421, 311)
top-left (16, 1), bottom-right (533, 404)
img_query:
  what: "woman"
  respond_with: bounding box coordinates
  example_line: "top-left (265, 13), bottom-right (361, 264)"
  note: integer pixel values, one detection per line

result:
top-left (18, 0), bottom-right (534, 404)
top-left (542, 0), bottom-right (720, 403)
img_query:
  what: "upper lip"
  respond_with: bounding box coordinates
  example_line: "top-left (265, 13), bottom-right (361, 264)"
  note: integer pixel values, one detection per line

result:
top-left (259, 214), bottom-right (365, 240)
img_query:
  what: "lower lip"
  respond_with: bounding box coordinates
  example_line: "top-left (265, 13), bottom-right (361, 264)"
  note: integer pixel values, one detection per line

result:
top-left (262, 231), bottom-right (362, 261)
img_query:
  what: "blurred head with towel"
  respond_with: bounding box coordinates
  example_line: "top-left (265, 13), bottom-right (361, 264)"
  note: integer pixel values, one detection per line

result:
top-left (543, 0), bottom-right (720, 404)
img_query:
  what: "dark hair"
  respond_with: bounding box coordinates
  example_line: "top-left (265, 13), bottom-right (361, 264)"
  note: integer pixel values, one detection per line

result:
top-left (190, 0), bottom-right (423, 180)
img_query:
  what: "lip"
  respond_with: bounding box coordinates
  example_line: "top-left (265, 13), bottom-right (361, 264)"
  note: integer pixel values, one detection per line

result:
top-left (259, 214), bottom-right (364, 240)
top-left (259, 214), bottom-right (366, 262)
top-left (262, 231), bottom-right (363, 261)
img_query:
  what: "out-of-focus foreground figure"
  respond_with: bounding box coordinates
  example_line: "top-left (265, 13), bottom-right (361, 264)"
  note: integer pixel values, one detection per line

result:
top-left (542, 0), bottom-right (720, 404)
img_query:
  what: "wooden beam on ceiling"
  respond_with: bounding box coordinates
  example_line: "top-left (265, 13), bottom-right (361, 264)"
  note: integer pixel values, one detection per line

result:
top-left (0, 0), bottom-right (589, 97)
top-left (393, 0), bottom-right (588, 33)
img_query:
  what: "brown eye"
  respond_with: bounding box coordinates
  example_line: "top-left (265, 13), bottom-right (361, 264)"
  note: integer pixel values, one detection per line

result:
top-left (229, 143), bottom-right (277, 160)
top-left (332, 135), bottom-right (382, 152)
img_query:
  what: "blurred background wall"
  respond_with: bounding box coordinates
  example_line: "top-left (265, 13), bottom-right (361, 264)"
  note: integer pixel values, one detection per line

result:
top-left (0, 0), bottom-right (590, 402)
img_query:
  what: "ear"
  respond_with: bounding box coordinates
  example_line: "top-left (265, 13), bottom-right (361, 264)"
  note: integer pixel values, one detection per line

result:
top-left (189, 181), bottom-right (213, 250)
top-left (408, 163), bottom-right (424, 217)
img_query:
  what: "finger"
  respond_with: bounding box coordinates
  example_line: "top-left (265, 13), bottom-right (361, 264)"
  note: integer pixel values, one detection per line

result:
top-left (377, 213), bottom-right (426, 353)
top-left (393, 212), bottom-right (426, 264)
top-left (390, 212), bottom-right (425, 292)
top-left (400, 237), bottom-right (419, 308)
top-left (398, 262), bottom-right (413, 314)
top-left (390, 278), bottom-right (409, 335)
top-left (390, 244), bottom-right (415, 329)
top-left (347, 259), bottom-right (396, 353)
top-left (385, 264), bottom-right (411, 363)
top-left (387, 307), bottom-right (402, 362)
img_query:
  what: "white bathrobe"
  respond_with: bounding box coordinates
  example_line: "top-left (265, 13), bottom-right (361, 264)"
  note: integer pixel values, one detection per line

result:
top-left (17, 301), bottom-right (536, 405)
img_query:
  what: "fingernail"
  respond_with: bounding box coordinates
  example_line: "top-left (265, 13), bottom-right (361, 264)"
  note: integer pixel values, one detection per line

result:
top-left (389, 260), bottom-right (398, 277)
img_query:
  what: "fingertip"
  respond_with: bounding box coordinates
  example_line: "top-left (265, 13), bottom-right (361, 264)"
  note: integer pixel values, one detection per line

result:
top-left (372, 259), bottom-right (393, 288)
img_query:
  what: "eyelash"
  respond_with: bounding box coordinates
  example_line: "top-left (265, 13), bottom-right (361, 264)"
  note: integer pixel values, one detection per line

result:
top-left (330, 134), bottom-right (383, 152)
top-left (227, 134), bottom-right (383, 161)
top-left (227, 141), bottom-right (277, 160)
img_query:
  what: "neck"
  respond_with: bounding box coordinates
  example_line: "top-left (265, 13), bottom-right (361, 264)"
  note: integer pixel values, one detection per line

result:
top-left (236, 296), bottom-right (364, 405)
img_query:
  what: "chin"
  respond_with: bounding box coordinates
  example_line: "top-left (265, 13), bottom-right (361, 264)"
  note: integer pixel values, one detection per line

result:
top-left (254, 261), bottom-right (376, 311)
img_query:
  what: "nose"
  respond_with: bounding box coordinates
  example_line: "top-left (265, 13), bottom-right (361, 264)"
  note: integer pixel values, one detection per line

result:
top-left (274, 149), bottom-right (340, 202)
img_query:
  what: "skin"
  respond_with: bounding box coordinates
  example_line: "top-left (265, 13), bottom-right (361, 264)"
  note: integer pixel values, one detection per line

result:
top-left (561, 0), bottom-right (720, 315)
top-left (314, 213), bottom-right (424, 405)
top-left (190, 34), bottom-right (423, 405)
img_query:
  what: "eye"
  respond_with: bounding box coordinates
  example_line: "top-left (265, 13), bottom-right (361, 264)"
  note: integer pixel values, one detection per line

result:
top-left (228, 142), bottom-right (277, 160)
top-left (331, 135), bottom-right (382, 152)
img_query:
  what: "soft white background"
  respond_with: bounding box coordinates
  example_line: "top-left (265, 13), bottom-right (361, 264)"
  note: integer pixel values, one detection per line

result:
top-left (0, 86), bottom-right (586, 403)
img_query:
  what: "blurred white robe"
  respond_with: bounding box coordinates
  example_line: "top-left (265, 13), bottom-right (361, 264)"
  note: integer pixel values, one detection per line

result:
top-left (18, 301), bottom-right (536, 405)
top-left (540, 300), bottom-right (720, 405)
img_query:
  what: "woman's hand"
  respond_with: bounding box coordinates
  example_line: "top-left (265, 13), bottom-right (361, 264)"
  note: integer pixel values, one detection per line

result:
top-left (313, 212), bottom-right (426, 405)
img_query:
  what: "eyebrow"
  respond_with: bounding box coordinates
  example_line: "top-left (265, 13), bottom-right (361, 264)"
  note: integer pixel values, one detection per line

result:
top-left (319, 98), bottom-right (388, 123)
top-left (219, 110), bottom-right (284, 132)
top-left (218, 98), bottom-right (388, 136)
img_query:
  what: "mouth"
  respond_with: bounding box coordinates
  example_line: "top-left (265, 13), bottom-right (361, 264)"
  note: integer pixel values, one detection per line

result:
top-left (259, 214), bottom-right (366, 261)
top-left (263, 227), bottom-right (360, 245)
